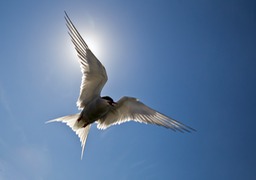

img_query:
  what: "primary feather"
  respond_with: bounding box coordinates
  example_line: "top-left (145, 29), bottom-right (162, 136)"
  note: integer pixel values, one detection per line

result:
top-left (97, 97), bottom-right (195, 132)
top-left (65, 12), bottom-right (108, 109)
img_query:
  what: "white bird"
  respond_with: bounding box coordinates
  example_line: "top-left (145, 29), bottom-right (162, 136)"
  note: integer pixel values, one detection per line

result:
top-left (47, 12), bottom-right (195, 159)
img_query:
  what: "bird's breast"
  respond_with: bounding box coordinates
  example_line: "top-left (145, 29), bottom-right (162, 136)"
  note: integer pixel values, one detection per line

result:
top-left (80, 98), bottom-right (111, 124)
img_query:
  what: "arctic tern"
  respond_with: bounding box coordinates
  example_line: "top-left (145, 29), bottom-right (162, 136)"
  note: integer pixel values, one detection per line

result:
top-left (47, 12), bottom-right (195, 159)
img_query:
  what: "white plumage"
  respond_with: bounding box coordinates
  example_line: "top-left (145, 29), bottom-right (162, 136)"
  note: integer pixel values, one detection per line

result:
top-left (47, 12), bottom-right (195, 159)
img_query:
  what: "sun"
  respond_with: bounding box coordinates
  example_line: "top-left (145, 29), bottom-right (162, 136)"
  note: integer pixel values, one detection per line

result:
top-left (85, 35), bottom-right (102, 58)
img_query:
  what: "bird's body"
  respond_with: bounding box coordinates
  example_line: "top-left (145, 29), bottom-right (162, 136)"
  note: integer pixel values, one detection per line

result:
top-left (77, 96), bottom-right (114, 128)
top-left (47, 12), bottom-right (195, 159)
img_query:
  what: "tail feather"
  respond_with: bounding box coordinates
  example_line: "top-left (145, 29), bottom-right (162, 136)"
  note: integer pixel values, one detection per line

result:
top-left (75, 125), bottom-right (91, 159)
top-left (46, 114), bottom-right (91, 159)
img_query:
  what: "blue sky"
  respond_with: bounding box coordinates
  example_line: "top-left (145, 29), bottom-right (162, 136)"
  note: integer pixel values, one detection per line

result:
top-left (0, 0), bottom-right (256, 179)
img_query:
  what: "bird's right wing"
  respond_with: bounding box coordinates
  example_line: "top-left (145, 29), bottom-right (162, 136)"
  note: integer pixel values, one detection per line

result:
top-left (97, 96), bottom-right (195, 132)
top-left (65, 12), bottom-right (108, 109)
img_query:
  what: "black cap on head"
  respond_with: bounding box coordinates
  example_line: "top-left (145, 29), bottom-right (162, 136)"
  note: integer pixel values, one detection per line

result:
top-left (101, 96), bottom-right (114, 102)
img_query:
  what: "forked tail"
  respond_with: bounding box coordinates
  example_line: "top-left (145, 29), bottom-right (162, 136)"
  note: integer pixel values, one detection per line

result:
top-left (46, 114), bottom-right (91, 159)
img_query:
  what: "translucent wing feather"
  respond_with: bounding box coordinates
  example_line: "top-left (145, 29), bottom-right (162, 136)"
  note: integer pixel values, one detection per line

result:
top-left (97, 96), bottom-right (195, 132)
top-left (65, 12), bottom-right (108, 109)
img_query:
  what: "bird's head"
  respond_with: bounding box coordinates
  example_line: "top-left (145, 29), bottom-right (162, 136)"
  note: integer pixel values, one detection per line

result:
top-left (102, 96), bottom-right (117, 106)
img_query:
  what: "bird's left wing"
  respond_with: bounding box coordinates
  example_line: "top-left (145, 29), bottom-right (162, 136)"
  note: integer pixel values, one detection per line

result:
top-left (97, 96), bottom-right (195, 132)
top-left (65, 12), bottom-right (108, 109)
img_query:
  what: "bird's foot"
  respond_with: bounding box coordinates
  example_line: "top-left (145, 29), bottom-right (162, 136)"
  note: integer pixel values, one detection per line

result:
top-left (83, 123), bottom-right (89, 128)
top-left (77, 116), bottom-right (82, 122)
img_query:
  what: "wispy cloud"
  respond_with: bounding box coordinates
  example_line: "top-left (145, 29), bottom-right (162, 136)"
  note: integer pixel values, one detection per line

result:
top-left (0, 82), bottom-right (52, 180)
top-left (0, 144), bottom-right (51, 180)
top-left (0, 81), bottom-right (27, 144)
top-left (0, 82), bottom-right (13, 119)
top-left (15, 144), bottom-right (52, 179)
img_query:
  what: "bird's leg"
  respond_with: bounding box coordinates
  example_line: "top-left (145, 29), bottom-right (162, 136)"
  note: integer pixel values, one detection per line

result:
top-left (77, 115), bottom-right (82, 122)
top-left (77, 115), bottom-right (89, 127)
top-left (83, 122), bottom-right (89, 128)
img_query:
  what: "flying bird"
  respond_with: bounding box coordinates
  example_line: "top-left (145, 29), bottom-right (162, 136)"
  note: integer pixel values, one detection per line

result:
top-left (47, 12), bottom-right (195, 159)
